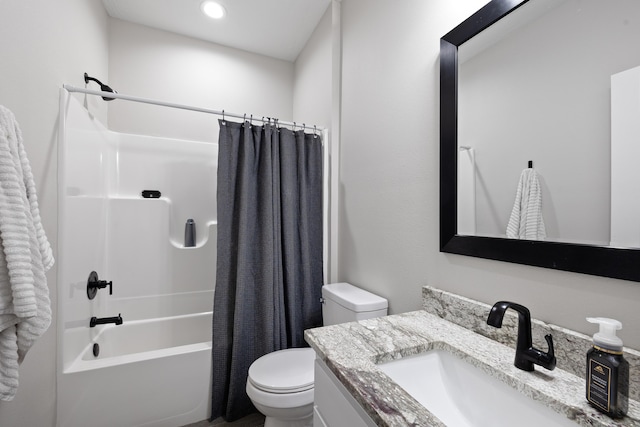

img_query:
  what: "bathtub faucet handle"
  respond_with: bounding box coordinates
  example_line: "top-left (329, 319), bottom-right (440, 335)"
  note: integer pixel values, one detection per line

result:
top-left (87, 271), bottom-right (113, 300)
top-left (96, 280), bottom-right (113, 295)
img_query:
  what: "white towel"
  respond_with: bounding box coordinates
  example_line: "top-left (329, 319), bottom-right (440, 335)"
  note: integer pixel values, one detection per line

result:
top-left (0, 105), bottom-right (54, 401)
top-left (506, 168), bottom-right (546, 240)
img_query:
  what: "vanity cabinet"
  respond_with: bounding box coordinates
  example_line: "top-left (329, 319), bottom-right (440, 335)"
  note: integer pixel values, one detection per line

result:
top-left (313, 358), bottom-right (376, 427)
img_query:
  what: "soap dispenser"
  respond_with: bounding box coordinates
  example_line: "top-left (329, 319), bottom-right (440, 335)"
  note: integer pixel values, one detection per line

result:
top-left (586, 317), bottom-right (629, 418)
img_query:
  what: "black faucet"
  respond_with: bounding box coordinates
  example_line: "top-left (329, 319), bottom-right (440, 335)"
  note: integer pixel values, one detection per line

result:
top-left (86, 271), bottom-right (113, 300)
top-left (486, 301), bottom-right (556, 372)
top-left (90, 314), bottom-right (123, 328)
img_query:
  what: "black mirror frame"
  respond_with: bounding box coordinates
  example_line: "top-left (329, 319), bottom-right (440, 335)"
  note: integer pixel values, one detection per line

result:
top-left (439, 0), bottom-right (640, 282)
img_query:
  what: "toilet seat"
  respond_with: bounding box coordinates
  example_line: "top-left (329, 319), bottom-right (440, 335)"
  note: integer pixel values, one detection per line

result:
top-left (248, 348), bottom-right (315, 394)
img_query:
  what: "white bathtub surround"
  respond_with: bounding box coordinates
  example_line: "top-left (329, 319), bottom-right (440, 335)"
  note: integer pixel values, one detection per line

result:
top-left (0, 105), bottom-right (55, 401)
top-left (57, 91), bottom-right (216, 426)
top-left (304, 286), bottom-right (640, 427)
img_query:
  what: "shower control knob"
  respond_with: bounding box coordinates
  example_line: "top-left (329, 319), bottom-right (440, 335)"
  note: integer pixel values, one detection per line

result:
top-left (86, 271), bottom-right (113, 300)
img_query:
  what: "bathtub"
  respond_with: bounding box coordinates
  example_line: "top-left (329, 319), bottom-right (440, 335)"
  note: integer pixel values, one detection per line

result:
top-left (57, 312), bottom-right (213, 427)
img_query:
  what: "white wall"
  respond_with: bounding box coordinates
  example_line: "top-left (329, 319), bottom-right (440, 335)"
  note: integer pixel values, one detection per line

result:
top-left (293, 6), bottom-right (333, 130)
top-left (338, 0), bottom-right (640, 350)
top-left (293, 4), bottom-right (335, 282)
top-left (0, 1), bottom-right (109, 426)
top-left (108, 19), bottom-right (295, 141)
top-left (339, 0), bottom-right (485, 310)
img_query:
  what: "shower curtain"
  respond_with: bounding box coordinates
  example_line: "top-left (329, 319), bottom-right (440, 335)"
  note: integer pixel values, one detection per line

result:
top-left (211, 119), bottom-right (324, 421)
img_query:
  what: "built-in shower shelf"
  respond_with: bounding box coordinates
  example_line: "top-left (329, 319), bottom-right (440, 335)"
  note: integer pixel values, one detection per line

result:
top-left (105, 197), bottom-right (216, 248)
top-left (169, 221), bottom-right (217, 249)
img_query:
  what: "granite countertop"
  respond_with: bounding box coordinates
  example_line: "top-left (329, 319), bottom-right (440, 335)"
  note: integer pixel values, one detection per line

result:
top-left (304, 309), bottom-right (640, 427)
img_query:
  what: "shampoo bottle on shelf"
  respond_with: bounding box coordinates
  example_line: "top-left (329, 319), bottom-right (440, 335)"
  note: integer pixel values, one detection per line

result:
top-left (585, 317), bottom-right (629, 418)
top-left (184, 218), bottom-right (196, 247)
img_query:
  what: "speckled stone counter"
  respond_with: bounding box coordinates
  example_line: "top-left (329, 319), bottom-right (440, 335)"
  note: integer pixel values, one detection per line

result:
top-left (304, 287), bottom-right (640, 427)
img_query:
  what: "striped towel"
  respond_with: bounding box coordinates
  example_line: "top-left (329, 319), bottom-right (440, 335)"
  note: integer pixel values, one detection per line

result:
top-left (0, 105), bottom-right (54, 401)
top-left (506, 168), bottom-right (546, 240)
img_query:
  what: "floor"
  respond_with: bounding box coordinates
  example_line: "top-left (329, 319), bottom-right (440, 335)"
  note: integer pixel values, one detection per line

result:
top-left (183, 413), bottom-right (265, 427)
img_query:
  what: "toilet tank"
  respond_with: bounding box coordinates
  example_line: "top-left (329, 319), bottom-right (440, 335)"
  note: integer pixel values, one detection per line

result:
top-left (322, 283), bottom-right (388, 326)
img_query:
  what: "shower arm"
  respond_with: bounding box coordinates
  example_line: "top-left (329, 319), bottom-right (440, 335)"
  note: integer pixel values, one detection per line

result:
top-left (84, 73), bottom-right (116, 101)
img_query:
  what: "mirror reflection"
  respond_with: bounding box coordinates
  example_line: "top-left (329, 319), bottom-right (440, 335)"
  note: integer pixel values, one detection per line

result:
top-left (457, 0), bottom-right (640, 248)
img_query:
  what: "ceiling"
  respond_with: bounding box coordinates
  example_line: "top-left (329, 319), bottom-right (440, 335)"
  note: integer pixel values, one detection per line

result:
top-left (102, 0), bottom-right (331, 62)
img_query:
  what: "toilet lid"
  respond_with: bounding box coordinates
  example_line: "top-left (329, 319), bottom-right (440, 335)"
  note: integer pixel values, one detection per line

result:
top-left (248, 348), bottom-right (315, 393)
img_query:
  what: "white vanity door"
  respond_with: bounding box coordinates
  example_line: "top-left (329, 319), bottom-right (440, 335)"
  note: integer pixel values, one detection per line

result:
top-left (313, 358), bottom-right (377, 427)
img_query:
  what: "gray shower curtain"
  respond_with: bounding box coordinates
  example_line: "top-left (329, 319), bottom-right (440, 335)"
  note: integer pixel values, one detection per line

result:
top-left (210, 119), bottom-right (324, 422)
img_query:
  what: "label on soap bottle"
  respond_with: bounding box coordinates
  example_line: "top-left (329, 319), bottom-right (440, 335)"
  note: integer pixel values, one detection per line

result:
top-left (588, 359), bottom-right (611, 412)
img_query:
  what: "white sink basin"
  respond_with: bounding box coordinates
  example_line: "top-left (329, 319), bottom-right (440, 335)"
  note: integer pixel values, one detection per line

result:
top-left (378, 349), bottom-right (577, 427)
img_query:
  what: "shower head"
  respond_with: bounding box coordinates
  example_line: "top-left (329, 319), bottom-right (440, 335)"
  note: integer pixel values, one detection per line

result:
top-left (84, 72), bottom-right (117, 101)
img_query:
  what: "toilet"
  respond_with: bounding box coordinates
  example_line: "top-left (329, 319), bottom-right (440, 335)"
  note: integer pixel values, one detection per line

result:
top-left (246, 282), bottom-right (388, 427)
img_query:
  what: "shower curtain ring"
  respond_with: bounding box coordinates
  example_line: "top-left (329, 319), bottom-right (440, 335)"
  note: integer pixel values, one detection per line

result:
top-left (250, 114), bottom-right (253, 126)
top-left (314, 125), bottom-right (318, 138)
top-left (293, 122), bottom-right (296, 131)
top-left (243, 113), bottom-right (246, 124)
top-left (222, 110), bottom-right (225, 123)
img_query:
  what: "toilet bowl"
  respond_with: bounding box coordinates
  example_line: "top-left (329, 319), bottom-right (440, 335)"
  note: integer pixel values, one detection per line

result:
top-left (246, 348), bottom-right (315, 427)
top-left (245, 283), bottom-right (388, 427)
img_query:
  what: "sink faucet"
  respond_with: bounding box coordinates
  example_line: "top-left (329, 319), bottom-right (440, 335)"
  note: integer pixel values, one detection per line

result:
top-left (486, 301), bottom-right (556, 372)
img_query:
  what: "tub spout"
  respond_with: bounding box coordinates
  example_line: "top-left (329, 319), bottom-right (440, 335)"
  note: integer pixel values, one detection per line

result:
top-left (90, 314), bottom-right (123, 328)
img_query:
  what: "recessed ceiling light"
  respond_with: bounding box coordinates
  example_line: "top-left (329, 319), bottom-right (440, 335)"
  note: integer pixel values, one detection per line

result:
top-left (201, 1), bottom-right (226, 19)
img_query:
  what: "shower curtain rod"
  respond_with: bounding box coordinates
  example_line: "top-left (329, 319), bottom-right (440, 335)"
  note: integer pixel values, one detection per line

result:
top-left (63, 85), bottom-right (325, 132)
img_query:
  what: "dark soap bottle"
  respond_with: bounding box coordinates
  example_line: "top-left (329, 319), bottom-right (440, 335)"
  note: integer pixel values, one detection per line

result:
top-left (586, 317), bottom-right (629, 418)
top-left (184, 218), bottom-right (196, 247)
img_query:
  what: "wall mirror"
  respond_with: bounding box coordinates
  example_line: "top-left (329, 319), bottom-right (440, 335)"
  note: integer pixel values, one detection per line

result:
top-left (440, 0), bottom-right (640, 282)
